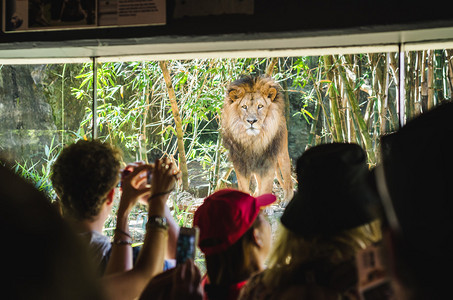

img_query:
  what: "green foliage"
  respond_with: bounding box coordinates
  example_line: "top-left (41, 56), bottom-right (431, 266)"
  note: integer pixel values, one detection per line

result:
top-left (172, 196), bottom-right (194, 228)
top-left (13, 136), bottom-right (61, 200)
top-left (292, 57), bottom-right (311, 89)
top-left (70, 58), bottom-right (295, 191)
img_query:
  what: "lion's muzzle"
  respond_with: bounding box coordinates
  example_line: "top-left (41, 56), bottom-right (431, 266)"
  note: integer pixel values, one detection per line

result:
top-left (247, 118), bottom-right (258, 125)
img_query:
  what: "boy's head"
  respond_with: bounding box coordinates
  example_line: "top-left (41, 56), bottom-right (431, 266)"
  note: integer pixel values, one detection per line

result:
top-left (51, 140), bottom-right (122, 220)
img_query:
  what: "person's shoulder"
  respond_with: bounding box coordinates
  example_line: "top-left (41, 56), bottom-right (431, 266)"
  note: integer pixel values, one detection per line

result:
top-left (81, 230), bottom-right (110, 244)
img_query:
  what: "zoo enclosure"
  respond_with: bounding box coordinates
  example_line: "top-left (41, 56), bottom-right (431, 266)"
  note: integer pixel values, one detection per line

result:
top-left (1, 49), bottom-right (452, 272)
top-left (2, 48), bottom-right (452, 207)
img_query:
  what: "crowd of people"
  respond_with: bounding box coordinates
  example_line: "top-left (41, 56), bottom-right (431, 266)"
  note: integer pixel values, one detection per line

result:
top-left (2, 101), bottom-right (452, 299)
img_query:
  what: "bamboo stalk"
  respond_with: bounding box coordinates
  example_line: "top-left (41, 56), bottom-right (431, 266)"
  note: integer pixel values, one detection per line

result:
top-left (388, 53), bottom-right (402, 130)
top-left (434, 49), bottom-right (445, 104)
top-left (336, 59), bottom-right (375, 165)
top-left (446, 50), bottom-right (453, 99)
top-left (140, 73), bottom-right (150, 163)
top-left (159, 60), bottom-right (189, 190)
top-left (427, 50), bottom-right (435, 110)
top-left (366, 53), bottom-right (379, 127)
top-left (420, 50), bottom-right (428, 112)
top-left (406, 52), bottom-right (416, 120)
top-left (335, 74), bottom-right (348, 142)
top-left (216, 166), bottom-right (234, 190)
top-left (323, 55), bottom-right (344, 142)
top-left (306, 66), bottom-right (325, 148)
top-left (380, 53), bottom-right (390, 135)
top-left (265, 57), bottom-right (279, 77)
top-left (414, 52), bottom-right (421, 116)
top-left (61, 64), bottom-right (66, 146)
top-left (282, 80), bottom-right (291, 125)
top-left (306, 100), bottom-right (321, 149)
top-left (212, 133), bottom-right (222, 193)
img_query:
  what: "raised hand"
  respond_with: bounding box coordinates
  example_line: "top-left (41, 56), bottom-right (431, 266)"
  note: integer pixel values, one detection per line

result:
top-left (148, 157), bottom-right (181, 214)
top-left (119, 162), bottom-right (154, 212)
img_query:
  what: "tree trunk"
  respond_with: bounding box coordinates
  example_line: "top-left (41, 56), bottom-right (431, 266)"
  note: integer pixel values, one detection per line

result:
top-left (159, 60), bottom-right (189, 190)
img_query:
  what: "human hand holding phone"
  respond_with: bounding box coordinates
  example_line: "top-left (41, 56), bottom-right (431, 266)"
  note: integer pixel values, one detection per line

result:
top-left (147, 157), bottom-right (181, 215)
top-left (119, 162), bottom-right (153, 209)
top-left (176, 227), bottom-right (199, 265)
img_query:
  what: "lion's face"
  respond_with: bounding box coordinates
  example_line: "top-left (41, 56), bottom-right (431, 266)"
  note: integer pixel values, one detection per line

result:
top-left (222, 76), bottom-right (285, 152)
top-left (234, 91), bottom-right (273, 136)
top-left (224, 77), bottom-right (279, 137)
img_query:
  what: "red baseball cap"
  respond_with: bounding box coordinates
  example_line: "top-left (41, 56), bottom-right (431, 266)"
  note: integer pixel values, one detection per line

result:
top-left (193, 188), bottom-right (276, 256)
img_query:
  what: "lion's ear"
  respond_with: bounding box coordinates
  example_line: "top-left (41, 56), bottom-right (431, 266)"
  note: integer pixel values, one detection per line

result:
top-left (228, 87), bottom-right (245, 101)
top-left (267, 87), bottom-right (278, 101)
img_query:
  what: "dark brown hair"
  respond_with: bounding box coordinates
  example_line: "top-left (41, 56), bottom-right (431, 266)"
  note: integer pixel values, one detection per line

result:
top-left (51, 139), bottom-right (122, 220)
top-left (204, 213), bottom-right (264, 287)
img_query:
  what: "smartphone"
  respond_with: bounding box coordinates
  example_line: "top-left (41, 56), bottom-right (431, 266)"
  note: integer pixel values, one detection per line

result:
top-left (176, 226), bottom-right (199, 265)
top-left (356, 244), bottom-right (395, 300)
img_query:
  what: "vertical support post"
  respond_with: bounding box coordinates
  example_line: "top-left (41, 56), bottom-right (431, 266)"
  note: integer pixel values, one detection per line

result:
top-left (398, 44), bottom-right (406, 127)
top-left (92, 57), bottom-right (98, 139)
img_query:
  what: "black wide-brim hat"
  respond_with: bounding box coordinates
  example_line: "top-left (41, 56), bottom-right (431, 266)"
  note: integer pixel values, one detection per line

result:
top-left (281, 143), bottom-right (379, 237)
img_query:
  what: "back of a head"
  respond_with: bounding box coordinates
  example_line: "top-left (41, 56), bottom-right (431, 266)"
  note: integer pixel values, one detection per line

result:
top-left (263, 143), bottom-right (381, 295)
top-left (0, 165), bottom-right (104, 300)
top-left (380, 102), bottom-right (453, 299)
top-left (194, 189), bottom-right (275, 298)
top-left (51, 139), bottom-right (121, 220)
top-left (203, 224), bottom-right (259, 296)
top-left (281, 143), bottom-right (380, 238)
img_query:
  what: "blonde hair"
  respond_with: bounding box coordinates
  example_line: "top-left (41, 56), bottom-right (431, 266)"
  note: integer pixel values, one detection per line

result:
top-left (263, 219), bottom-right (382, 288)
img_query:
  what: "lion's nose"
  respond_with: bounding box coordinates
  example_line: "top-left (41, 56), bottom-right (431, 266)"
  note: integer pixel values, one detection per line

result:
top-left (247, 119), bottom-right (257, 125)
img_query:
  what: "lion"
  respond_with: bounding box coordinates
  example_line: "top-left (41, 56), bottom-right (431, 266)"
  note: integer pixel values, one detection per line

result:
top-left (221, 75), bottom-right (294, 205)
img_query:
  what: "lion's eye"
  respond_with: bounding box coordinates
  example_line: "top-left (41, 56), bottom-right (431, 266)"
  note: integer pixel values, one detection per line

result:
top-left (258, 104), bottom-right (263, 109)
top-left (242, 105), bottom-right (247, 109)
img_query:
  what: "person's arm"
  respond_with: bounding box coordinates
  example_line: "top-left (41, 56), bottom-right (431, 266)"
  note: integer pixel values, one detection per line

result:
top-left (147, 173), bottom-right (179, 262)
top-left (102, 158), bottom-right (181, 300)
top-left (105, 208), bottom-right (133, 274)
top-left (165, 204), bottom-right (179, 260)
top-left (104, 163), bottom-right (152, 275)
